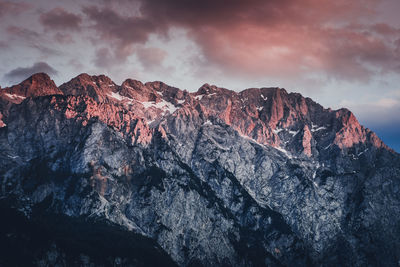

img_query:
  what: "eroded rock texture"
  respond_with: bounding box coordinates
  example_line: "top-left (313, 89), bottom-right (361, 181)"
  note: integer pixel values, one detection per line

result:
top-left (0, 73), bottom-right (399, 266)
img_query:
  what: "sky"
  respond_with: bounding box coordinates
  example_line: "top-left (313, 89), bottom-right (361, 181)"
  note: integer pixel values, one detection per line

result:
top-left (0, 0), bottom-right (399, 151)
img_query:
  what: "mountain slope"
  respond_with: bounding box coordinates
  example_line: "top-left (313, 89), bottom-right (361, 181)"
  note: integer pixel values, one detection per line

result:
top-left (0, 73), bottom-right (399, 266)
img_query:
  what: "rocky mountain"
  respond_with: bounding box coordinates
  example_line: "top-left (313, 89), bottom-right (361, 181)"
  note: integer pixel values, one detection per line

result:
top-left (0, 73), bottom-right (399, 266)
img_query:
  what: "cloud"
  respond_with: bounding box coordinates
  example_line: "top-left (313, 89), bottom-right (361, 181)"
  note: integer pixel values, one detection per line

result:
top-left (6, 25), bottom-right (62, 56)
top-left (40, 7), bottom-right (82, 31)
top-left (6, 25), bottom-right (38, 41)
top-left (140, 0), bottom-right (398, 81)
top-left (82, 4), bottom-right (161, 64)
top-left (340, 93), bottom-right (400, 128)
top-left (68, 58), bottom-right (84, 70)
top-left (4, 62), bottom-right (58, 84)
top-left (78, 0), bottom-right (400, 82)
top-left (0, 0), bottom-right (30, 18)
top-left (93, 47), bottom-right (120, 69)
top-left (83, 5), bottom-right (156, 46)
top-left (53, 32), bottom-right (74, 44)
top-left (370, 23), bottom-right (400, 36)
top-left (0, 41), bottom-right (9, 50)
top-left (343, 97), bottom-right (400, 152)
top-left (136, 47), bottom-right (167, 69)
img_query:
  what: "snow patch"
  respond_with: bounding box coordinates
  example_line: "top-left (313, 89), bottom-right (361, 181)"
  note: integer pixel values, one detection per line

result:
top-left (311, 123), bottom-right (327, 132)
top-left (274, 146), bottom-right (293, 159)
top-left (177, 99), bottom-right (185, 104)
top-left (119, 214), bottom-right (140, 232)
top-left (324, 144), bottom-right (332, 150)
top-left (256, 106), bottom-right (263, 111)
top-left (108, 92), bottom-right (124, 101)
top-left (108, 92), bottom-right (133, 102)
top-left (312, 127), bottom-right (326, 132)
top-left (273, 128), bottom-right (283, 134)
top-left (203, 120), bottom-right (212, 126)
top-left (261, 94), bottom-right (268, 101)
top-left (194, 94), bottom-right (204, 100)
top-left (141, 99), bottom-right (178, 114)
top-left (288, 130), bottom-right (299, 136)
top-left (4, 93), bottom-right (26, 100)
top-left (93, 194), bottom-right (109, 218)
top-left (238, 132), bottom-right (296, 160)
top-left (357, 148), bottom-right (368, 156)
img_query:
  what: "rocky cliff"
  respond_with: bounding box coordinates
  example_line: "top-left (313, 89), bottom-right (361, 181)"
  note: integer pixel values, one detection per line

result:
top-left (0, 73), bottom-right (399, 266)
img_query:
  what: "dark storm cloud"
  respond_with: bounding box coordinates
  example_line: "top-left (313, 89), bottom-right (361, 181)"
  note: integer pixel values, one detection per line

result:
top-left (4, 62), bottom-right (58, 83)
top-left (40, 7), bottom-right (82, 31)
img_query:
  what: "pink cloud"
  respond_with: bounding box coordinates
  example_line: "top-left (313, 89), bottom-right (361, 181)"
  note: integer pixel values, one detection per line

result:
top-left (76, 0), bottom-right (400, 82)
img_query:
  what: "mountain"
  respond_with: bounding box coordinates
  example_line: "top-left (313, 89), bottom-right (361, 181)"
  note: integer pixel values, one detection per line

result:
top-left (0, 73), bottom-right (399, 266)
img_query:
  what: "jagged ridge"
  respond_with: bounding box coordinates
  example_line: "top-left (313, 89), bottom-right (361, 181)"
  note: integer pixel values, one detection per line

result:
top-left (0, 73), bottom-right (390, 156)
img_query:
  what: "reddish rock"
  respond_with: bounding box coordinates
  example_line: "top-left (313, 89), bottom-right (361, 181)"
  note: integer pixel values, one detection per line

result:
top-left (0, 112), bottom-right (5, 127)
top-left (0, 73), bottom-right (392, 155)
top-left (333, 109), bottom-right (366, 149)
top-left (302, 125), bottom-right (313, 157)
top-left (59, 73), bottom-right (116, 102)
top-left (0, 73), bottom-right (62, 104)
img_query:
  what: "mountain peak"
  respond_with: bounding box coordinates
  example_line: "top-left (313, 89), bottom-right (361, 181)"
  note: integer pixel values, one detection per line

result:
top-left (28, 72), bottom-right (52, 82)
top-left (73, 73), bottom-right (92, 82)
top-left (59, 73), bottom-right (116, 102)
top-left (121, 79), bottom-right (144, 89)
top-left (197, 83), bottom-right (229, 95)
top-left (63, 73), bottom-right (114, 86)
top-left (0, 72), bottom-right (61, 103)
top-left (20, 72), bottom-right (61, 96)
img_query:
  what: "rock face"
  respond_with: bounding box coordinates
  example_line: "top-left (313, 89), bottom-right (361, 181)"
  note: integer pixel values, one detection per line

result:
top-left (0, 73), bottom-right (399, 266)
